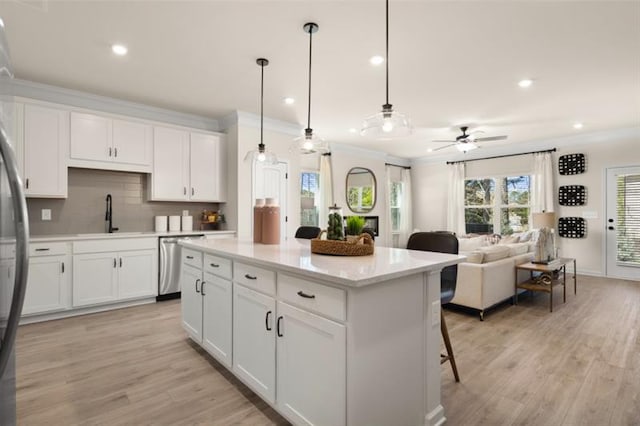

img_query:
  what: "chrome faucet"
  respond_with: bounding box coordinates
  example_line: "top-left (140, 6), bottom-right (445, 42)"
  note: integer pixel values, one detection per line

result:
top-left (105, 194), bottom-right (119, 233)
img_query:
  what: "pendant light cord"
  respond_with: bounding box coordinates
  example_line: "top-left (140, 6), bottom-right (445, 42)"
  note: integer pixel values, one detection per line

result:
top-left (385, 0), bottom-right (389, 107)
top-left (307, 27), bottom-right (313, 131)
top-left (260, 61), bottom-right (264, 146)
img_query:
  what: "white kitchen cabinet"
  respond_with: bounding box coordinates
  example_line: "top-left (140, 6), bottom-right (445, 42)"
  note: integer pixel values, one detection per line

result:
top-left (70, 111), bottom-right (152, 172)
top-left (202, 272), bottom-right (232, 368)
top-left (232, 283), bottom-right (276, 403)
top-left (151, 126), bottom-right (189, 200)
top-left (23, 104), bottom-right (68, 198)
top-left (117, 249), bottom-right (156, 300)
top-left (276, 301), bottom-right (346, 426)
top-left (0, 261), bottom-right (14, 319)
top-left (181, 263), bottom-right (203, 341)
top-left (73, 252), bottom-right (119, 307)
top-left (23, 255), bottom-right (71, 315)
top-left (150, 127), bottom-right (225, 202)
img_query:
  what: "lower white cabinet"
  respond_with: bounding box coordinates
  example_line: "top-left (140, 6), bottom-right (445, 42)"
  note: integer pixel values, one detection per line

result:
top-left (73, 248), bottom-right (156, 307)
top-left (232, 283), bottom-right (276, 403)
top-left (276, 301), bottom-right (346, 426)
top-left (181, 260), bottom-right (233, 368)
top-left (23, 255), bottom-right (71, 315)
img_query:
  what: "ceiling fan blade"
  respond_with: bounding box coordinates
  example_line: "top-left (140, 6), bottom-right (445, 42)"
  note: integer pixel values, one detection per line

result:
top-left (475, 135), bottom-right (507, 142)
top-left (432, 140), bottom-right (456, 143)
top-left (432, 144), bottom-right (456, 152)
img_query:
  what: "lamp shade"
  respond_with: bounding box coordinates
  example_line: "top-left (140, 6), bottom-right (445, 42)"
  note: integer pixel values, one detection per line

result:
top-left (533, 212), bottom-right (556, 229)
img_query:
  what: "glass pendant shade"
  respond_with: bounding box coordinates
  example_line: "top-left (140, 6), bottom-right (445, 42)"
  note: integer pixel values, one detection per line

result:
top-left (244, 143), bottom-right (279, 164)
top-left (361, 105), bottom-right (413, 139)
top-left (245, 57), bottom-right (278, 164)
top-left (292, 128), bottom-right (329, 154)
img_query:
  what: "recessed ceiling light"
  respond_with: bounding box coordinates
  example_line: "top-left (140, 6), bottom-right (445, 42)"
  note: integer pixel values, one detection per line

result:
top-left (369, 55), bottom-right (384, 66)
top-left (573, 122), bottom-right (584, 129)
top-left (349, 128), bottom-right (357, 134)
top-left (427, 148), bottom-right (433, 153)
top-left (112, 44), bottom-right (128, 56)
top-left (518, 79), bottom-right (533, 88)
top-left (283, 97), bottom-right (295, 105)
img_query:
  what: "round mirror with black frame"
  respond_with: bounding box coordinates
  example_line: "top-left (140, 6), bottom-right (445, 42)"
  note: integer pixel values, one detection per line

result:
top-left (346, 167), bottom-right (376, 213)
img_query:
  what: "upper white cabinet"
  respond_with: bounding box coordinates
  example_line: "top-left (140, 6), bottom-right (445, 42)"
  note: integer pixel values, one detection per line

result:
top-left (150, 127), bottom-right (226, 202)
top-left (70, 111), bottom-right (152, 172)
top-left (23, 104), bottom-right (68, 198)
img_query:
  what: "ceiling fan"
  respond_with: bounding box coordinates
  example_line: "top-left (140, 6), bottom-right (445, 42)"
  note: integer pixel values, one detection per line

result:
top-left (432, 126), bottom-right (508, 152)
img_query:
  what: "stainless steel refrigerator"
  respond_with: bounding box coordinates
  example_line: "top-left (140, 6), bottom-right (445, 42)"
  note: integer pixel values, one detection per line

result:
top-left (0, 17), bottom-right (29, 426)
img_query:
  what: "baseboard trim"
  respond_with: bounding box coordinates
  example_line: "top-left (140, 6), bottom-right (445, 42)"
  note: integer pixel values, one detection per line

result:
top-left (426, 404), bottom-right (446, 426)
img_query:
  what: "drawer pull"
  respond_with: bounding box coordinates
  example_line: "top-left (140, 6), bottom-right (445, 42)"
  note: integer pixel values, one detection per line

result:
top-left (35, 248), bottom-right (50, 252)
top-left (113, 258), bottom-right (117, 268)
top-left (265, 310), bottom-right (272, 331)
top-left (61, 262), bottom-right (65, 274)
top-left (201, 281), bottom-right (206, 296)
top-left (297, 291), bottom-right (316, 299)
top-left (195, 279), bottom-right (201, 294)
top-left (210, 263), bottom-right (220, 268)
top-left (186, 255), bottom-right (194, 260)
top-left (276, 316), bottom-right (284, 337)
top-left (244, 274), bottom-right (257, 280)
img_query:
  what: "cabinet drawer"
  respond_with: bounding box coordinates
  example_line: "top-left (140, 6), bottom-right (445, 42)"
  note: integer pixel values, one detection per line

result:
top-left (73, 238), bottom-right (156, 254)
top-left (30, 242), bottom-right (69, 257)
top-left (204, 254), bottom-right (231, 279)
top-left (278, 273), bottom-right (346, 322)
top-left (233, 262), bottom-right (275, 296)
top-left (182, 248), bottom-right (202, 269)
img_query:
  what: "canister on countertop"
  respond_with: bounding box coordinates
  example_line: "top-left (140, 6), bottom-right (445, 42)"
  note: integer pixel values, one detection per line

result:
top-left (253, 198), bottom-right (265, 243)
top-left (181, 216), bottom-right (193, 231)
top-left (261, 198), bottom-right (280, 244)
top-left (169, 215), bottom-right (181, 232)
top-left (155, 216), bottom-right (168, 232)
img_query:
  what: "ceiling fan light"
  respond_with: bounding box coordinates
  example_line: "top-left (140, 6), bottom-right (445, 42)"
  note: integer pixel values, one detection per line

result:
top-left (456, 142), bottom-right (478, 153)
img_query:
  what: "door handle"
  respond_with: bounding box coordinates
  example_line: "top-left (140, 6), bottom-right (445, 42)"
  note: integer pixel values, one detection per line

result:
top-left (201, 281), bottom-right (206, 296)
top-left (608, 226), bottom-right (615, 230)
top-left (195, 278), bottom-right (201, 293)
top-left (276, 316), bottom-right (284, 337)
top-left (265, 310), bottom-right (272, 331)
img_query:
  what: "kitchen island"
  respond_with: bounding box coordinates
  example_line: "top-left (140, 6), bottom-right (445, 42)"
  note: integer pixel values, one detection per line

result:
top-left (179, 238), bottom-right (466, 426)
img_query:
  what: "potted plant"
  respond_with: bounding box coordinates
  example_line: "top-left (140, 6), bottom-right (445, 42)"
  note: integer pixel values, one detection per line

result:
top-left (345, 216), bottom-right (366, 242)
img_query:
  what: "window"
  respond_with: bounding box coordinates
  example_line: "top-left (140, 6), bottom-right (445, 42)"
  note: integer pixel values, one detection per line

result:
top-left (616, 173), bottom-right (640, 265)
top-left (464, 175), bottom-right (530, 234)
top-left (300, 172), bottom-right (319, 226)
top-left (390, 182), bottom-right (403, 232)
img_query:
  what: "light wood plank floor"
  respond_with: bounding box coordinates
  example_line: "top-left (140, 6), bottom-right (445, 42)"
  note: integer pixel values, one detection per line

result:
top-left (16, 275), bottom-right (640, 425)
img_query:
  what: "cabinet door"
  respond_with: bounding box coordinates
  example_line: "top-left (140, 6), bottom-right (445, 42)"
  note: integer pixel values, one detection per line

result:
top-left (190, 132), bottom-right (220, 201)
top-left (202, 272), bottom-right (232, 368)
top-left (233, 283), bottom-right (276, 403)
top-left (276, 301), bottom-right (346, 426)
top-left (72, 252), bottom-right (118, 307)
top-left (181, 264), bottom-right (203, 342)
top-left (23, 104), bottom-right (68, 198)
top-left (23, 255), bottom-right (70, 315)
top-left (70, 112), bottom-right (111, 162)
top-left (0, 262), bottom-right (14, 319)
top-left (117, 249), bottom-right (157, 300)
top-left (151, 126), bottom-right (189, 200)
top-left (112, 119), bottom-right (152, 166)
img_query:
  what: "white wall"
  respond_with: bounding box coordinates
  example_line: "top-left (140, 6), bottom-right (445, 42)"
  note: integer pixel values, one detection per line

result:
top-left (411, 129), bottom-right (640, 277)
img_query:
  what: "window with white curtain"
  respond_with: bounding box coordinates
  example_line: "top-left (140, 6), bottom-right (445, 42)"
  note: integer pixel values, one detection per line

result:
top-left (390, 181), bottom-right (402, 232)
top-left (300, 171), bottom-right (319, 226)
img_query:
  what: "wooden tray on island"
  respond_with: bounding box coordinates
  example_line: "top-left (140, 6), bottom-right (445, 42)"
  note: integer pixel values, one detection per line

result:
top-left (310, 231), bottom-right (374, 256)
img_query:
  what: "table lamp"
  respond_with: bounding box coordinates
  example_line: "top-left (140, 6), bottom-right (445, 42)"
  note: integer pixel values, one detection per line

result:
top-left (532, 211), bottom-right (556, 264)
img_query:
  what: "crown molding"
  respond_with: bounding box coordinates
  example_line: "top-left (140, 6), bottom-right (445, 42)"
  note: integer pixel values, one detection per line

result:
top-left (410, 127), bottom-right (640, 165)
top-left (220, 110), bottom-right (302, 137)
top-left (3, 78), bottom-right (220, 131)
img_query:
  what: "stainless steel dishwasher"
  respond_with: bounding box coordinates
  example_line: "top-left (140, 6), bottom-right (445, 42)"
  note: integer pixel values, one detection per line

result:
top-left (158, 234), bottom-right (205, 300)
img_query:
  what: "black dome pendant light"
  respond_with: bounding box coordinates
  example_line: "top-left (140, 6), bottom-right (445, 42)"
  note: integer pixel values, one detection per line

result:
top-left (361, 0), bottom-right (413, 139)
top-left (292, 22), bottom-right (329, 154)
top-left (245, 58), bottom-right (278, 164)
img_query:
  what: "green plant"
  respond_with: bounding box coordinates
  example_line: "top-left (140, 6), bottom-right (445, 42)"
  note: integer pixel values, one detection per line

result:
top-left (346, 216), bottom-right (366, 236)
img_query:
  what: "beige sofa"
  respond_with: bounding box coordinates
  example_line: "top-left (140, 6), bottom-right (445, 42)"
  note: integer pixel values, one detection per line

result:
top-left (450, 235), bottom-right (535, 320)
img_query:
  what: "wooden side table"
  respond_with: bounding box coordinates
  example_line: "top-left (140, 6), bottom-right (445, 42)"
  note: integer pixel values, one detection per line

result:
top-left (514, 258), bottom-right (577, 312)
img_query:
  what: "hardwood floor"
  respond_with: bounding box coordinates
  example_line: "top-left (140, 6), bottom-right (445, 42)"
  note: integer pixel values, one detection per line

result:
top-left (16, 275), bottom-right (639, 425)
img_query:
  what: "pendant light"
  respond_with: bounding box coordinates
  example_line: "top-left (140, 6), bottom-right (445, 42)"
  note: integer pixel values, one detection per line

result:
top-left (245, 58), bottom-right (278, 164)
top-left (361, 0), bottom-right (413, 139)
top-left (292, 22), bottom-right (329, 154)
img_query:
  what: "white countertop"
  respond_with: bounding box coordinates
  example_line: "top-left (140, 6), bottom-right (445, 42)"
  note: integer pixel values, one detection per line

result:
top-left (180, 238), bottom-right (466, 288)
top-left (30, 230), bottom-right (236, 243)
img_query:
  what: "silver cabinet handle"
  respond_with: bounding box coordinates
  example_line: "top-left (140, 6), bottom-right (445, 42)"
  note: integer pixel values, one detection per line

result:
top-left (0, 126), bottom-right (30, 378)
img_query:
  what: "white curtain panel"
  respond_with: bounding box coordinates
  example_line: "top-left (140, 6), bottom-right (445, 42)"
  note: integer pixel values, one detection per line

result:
top-left (385, 165), bottom-right (394, 246)
top-left (532, 152), bottom-right (555, 213)
top-left (319, 154), bottom-right (334, 228)
top-left (399, 168), bottom-right (413, 248)
top-left (446, 162), bottom-right (466, 235)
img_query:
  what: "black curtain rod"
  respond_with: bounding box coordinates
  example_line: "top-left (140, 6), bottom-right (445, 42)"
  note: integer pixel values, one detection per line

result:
top-left (385, 162), bottom-right (411, 169)
top-left (322, 152), bottom-right (331, 156)
top-left (446, 148), bottom-right (556, 165)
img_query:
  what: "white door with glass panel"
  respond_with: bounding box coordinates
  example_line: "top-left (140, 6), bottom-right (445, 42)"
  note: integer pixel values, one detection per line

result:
top-left (606, 166), bottom-right (640, 280)
top-left (253, 161), bottom-right (288, 242)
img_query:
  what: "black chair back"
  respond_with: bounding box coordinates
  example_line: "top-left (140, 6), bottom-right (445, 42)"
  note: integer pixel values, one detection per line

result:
top-left (295, 226), bottom-right (321, 239)
top-left (406, 232), bottom-right (459, 304)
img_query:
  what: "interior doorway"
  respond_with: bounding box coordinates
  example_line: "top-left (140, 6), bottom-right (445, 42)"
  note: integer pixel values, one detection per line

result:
top-left (605, 166), bottom-right (640, 280)
top-left (252, 161), bottom-right (288, 242)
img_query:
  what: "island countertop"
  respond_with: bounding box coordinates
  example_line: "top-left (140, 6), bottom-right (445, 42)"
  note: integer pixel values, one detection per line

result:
top-left (179, 237), bottom-right (466, 288)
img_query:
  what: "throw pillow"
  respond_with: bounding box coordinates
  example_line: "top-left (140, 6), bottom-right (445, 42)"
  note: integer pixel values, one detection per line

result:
top-left (504, 243), bottom-right (529, 256)
top-left (465, 251), bottom-right (484, 264)
top-left (458, 236), bottom-right (487, 251)
top-left (479, 245), bottom-right (511, 263)
top-left (499, 235), bottom-right (520, 244)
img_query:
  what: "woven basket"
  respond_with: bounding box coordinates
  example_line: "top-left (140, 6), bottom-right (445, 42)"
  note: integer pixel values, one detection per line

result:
top-left (310, 231), bottom-right (374, 256)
